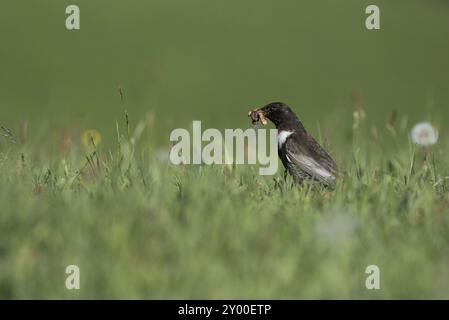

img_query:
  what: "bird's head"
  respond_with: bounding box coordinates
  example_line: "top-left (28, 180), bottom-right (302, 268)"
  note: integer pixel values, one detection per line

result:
top-left (248, 102), bottom-right (298, 127)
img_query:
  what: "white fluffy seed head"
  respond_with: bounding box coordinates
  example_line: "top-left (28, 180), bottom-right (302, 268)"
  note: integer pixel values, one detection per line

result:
top-left (411, 122), bottom-right (438, 147)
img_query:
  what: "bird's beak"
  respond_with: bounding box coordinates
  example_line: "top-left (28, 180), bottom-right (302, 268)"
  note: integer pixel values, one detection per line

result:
top-left (248, 108), bottom-right (268, 125)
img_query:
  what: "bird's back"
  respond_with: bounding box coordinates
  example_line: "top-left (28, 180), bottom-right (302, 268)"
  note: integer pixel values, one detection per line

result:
top-left (280, 131), bottom-right (338, 185)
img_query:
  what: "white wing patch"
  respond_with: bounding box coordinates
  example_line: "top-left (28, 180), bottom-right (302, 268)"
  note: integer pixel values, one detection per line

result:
top-left (292, 153), bottom-right (335, 182)
top-left (278, 130), bottom-right (293, 149)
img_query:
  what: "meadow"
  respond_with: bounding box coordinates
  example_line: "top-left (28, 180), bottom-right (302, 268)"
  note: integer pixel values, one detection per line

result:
top-left (1, 0), bottom-right (449, 299)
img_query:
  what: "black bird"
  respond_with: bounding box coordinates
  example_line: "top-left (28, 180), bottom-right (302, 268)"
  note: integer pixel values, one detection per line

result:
top-left (249, 102), bottom-right (338, 186)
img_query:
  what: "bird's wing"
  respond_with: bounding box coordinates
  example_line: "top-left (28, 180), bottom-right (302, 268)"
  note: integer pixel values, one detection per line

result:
top-left (284, 134), bottom-right (337, 184)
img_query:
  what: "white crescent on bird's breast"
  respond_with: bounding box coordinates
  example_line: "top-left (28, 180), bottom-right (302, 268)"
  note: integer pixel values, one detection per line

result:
top-left (278, 130), bottom-right (294, 149)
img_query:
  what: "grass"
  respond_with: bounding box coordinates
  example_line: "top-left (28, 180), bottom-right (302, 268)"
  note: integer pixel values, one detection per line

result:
top-left (1, 111), bottom-right (449, 299)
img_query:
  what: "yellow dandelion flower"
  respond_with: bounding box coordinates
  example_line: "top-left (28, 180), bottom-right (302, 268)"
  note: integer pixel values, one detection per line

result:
top-left (82, 129), bottom-right (102, 148)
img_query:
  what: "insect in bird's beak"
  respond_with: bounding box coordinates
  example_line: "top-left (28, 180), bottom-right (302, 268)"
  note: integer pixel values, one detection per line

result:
top-left (248, 109), bottom-right (268, 125)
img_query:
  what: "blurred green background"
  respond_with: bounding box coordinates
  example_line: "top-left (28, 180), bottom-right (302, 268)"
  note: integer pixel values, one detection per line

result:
top-left (1, 0), bottom-right (448, 145)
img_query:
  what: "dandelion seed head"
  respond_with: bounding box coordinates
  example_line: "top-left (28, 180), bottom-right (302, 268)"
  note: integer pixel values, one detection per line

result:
top-left (316, 213), bottom-right (358, 247)
top-left (411, 122), bottom-right (438, 147)
top-left (156, 148), bottom-right (170, 163)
